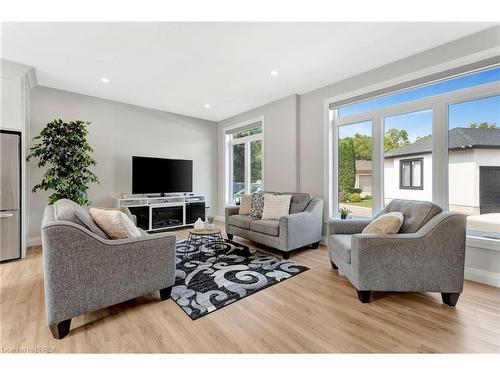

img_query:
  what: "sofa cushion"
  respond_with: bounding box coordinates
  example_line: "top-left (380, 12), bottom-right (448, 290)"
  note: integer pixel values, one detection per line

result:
top-left (239, 194), bottom-right (252, 215)
top-left (89, 208), bottom-right (142, 239)
top-left (250, 220), bottom-right (280, 237)
top-left (53, 199), bottom-right (109, 239)
top-left (362, 212), bottom-right (404, 234)
top-left (261, 194), bottom-right (291, 220)
top-left (228, 214), bottom-right (257, 230)
top-left (328, 234), bottom-right (352, 264)
top-left (250, 192), bottom-right (265, 218)
top-left (281, 192), bottom-right (312, 214)
top-left (382, 199), bottom-right (442, 233)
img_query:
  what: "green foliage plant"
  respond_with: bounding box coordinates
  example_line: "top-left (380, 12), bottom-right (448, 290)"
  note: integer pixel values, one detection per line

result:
top-left (27, 119), bottom-right (99, 206)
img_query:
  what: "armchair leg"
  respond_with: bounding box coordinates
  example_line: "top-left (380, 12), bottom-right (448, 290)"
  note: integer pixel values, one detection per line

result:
top-left (159, 286), bottom-right (172, 301)
top-left (330, 261), bottom-right (338, 270)
top-left (49, 319), bottom-right (71, 339)
top-left (282, 252), bottom-right (290, 260)
top-left (311, 241), bottom-right (320, 249)
top-left (441, 292), bottom-right (460, 306)
top-left (356, 290), bottom-right (372, 303)
top-left (227, 234), bottom-right (233, 240)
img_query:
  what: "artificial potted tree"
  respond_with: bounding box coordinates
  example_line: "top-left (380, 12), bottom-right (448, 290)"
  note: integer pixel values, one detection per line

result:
top-left (27, 119), bottom-right (99, 205)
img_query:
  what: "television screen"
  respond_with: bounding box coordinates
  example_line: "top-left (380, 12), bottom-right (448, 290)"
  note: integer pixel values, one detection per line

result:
top-left (132, 156), bottom-right (193, 194)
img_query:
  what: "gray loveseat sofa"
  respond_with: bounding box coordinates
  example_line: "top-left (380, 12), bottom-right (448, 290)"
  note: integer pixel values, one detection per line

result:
top-left (225, 192), bottom-right (323, 258)
top-left (41, 199), bottom-right (176, 339)
top-left (328, 199), bottom-right (466, 305)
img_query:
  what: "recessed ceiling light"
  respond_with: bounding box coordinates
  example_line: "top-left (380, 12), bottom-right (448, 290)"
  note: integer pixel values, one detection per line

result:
top-left (100, 77), bottom-right (109, 83)
top-left (204, 104), bottom-right (211, 109)
top-left (270, 70), bottom-right (279, 77)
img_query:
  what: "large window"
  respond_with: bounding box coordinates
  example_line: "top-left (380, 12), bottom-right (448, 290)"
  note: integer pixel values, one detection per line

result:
top-left (337, 121), bottom-right (373, 218)
top-left (225, 120), bottom-right (263, 204)
top-left (448, 95), bottom-right (500, 239)
top-left (384, 109), bottom-right (432, 203)
top-left (329, 65), bottom-right (500, 241)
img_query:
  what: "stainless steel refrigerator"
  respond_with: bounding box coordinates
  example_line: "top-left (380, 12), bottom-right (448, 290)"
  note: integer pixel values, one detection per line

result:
top-left (1, 130), bottom-right (21, 261)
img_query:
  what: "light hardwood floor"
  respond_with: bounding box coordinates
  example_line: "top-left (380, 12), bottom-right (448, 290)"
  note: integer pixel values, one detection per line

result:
top-left (1, 223), bottom-right (499, 353)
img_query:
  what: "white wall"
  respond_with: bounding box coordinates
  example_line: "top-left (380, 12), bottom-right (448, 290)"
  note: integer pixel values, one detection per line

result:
top-left (449, 149), bottom-right (476, 212)
top-left (384, 154), bottom-right (433, 203)
top-left (216, 94), bottom-right (299, 217)
top-left (28, 86), bottom-right (217, 244)
top-left (383, 148), bottom-right (500, 213)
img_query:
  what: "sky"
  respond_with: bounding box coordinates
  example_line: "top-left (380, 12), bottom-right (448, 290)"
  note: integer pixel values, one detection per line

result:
top-left (337, 66), bottom-right (500, 142)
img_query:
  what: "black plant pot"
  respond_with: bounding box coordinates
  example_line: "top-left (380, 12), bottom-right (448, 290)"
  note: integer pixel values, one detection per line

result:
top-left (340, 214), bottom-right (347, 220)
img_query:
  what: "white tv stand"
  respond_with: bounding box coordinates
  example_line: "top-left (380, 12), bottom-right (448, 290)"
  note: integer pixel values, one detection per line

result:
top-left (116, 194), bottom-right (206, 232)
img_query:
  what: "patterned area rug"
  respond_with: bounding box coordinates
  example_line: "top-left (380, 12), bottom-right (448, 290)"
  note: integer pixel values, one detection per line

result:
top-left (173, 239), bottom-right (309, 320)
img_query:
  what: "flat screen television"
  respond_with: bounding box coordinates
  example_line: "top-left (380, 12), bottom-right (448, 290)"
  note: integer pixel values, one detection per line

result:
top-left (132, 156), bottom-right (193, 195)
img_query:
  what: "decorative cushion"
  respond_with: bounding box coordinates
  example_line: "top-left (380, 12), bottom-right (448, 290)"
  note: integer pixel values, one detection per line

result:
top-left (362, 212), bottom-right (404, 234)
top-left (380, 199), bottom-right (442, 233)
top-left (250, 192), bottom-right (265, 218)
top-left (262, 192), bottom-right (312, 214)
top-left (89, 208), bottom-right (142, 239)
top-left (261, 193), bottom-right (291, 220)
top-left (227, 214), bottom-right (257, 230)
top-left (286, 193), bottom-right (312, 214)
top-left (239, 194), bottom-right (252, 215)
top-left (53, 199), bottom-right (109, 239)
top-left (250, 220), bottom-right (280, 237)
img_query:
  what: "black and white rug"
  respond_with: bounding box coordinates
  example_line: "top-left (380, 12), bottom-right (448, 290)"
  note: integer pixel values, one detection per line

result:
top-left (172, 239), bottom-right (309, 320)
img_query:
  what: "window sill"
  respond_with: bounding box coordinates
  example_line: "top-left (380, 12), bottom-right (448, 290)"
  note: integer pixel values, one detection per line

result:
top-left (466, 235), bottom-right (500, 252)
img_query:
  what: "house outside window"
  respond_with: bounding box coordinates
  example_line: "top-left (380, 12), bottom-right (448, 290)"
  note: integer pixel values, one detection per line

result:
top-left (329, 65), bottom-right (500, 241)
top-left (224, 118), bottom-right (263, 205)
top-left (399, 158), bottom-right (423, 189)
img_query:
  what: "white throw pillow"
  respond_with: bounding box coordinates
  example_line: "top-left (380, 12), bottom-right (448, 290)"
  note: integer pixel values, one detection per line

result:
top-left (362, 212), bottom-right (404, 234)
top-left (239, 194), bottom-right (252, 215)
top-left (261, 194), bottom-right (292, 220)
top-left (89, 208), bottom-right (142, 239)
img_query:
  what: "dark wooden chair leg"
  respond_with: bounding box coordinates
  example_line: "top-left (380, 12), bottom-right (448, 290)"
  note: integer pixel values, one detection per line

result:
top-left (330, 261), bottom-right (338, 270)
top-left (159, 286), bottom-right (172, 301)
top-left (49, 319), bottom-right (71, 339)
top-left (283, 252), bottom-right (290, 260)
top-left (311, 241), bottom-right (320, 249)
top-left (227, 234), bottom-right (233, 240)
top-left (441, 292), bottom-right (460, 306)
top-left (356, 289), bottom-right (372, 303)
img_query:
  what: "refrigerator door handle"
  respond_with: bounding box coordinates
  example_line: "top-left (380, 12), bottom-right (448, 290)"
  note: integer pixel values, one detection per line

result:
top-left (0, 213), bottom-right (15, 218)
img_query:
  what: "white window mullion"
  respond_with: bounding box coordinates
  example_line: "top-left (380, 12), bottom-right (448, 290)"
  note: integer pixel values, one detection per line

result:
top-left (372, 115), bottom-right (383, 214)
top-left (244, 141), bottom-right (251, 195)
top-left (331, 111), bottom-right (339, 218)
top-left (432, 104), bottom-right (448, 208)
top-left (228, 140), bottom-right (234, 204)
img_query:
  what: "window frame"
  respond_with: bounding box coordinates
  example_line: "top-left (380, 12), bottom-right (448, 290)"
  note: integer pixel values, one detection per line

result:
top-left (399, 157), bottom-right (424, 190)
top-left (224, 117), bottom-right (264, 206)
top-left (327, 67), bottom-right (500, 225)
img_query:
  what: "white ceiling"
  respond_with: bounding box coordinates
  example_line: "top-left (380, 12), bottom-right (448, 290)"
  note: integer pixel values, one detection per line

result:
top-left (1, 22), bottom-right (495, 121)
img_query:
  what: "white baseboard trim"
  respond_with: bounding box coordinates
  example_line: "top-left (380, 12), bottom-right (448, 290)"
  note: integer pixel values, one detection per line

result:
top-left (215, 215), bottom-right (225, 223)
top-left (28, 236), bottom-right (42, 247)
top-left (320, 235), bottom-right (327, 245)
top-left (464, 267), bottom-right (500, 288)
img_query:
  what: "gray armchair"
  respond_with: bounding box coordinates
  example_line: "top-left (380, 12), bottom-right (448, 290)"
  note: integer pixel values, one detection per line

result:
top-left (225, 192), bottom-right (323, 258)
top-left (328, 199), bottom-right (466, 306)
top-left (41, 199), bottom-right (176, 339)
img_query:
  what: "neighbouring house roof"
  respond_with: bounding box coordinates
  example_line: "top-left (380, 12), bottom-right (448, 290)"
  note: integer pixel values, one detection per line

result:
top-left (355, 160), bottom-right (372, 172)
top-left (384, 127), bottom-right (500, 158)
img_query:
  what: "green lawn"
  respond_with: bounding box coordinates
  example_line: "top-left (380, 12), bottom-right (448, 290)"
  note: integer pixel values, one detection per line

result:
top-left (344, 198), bottom-right (372, 208)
